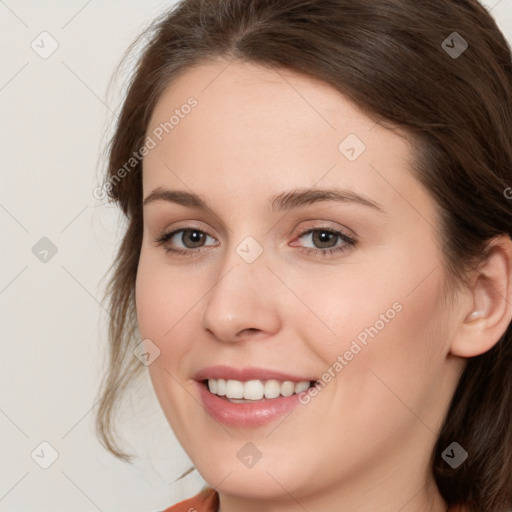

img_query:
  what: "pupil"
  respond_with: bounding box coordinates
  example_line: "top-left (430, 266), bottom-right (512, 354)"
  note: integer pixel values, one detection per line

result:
top-left (314, 230), bottom-right (336, 248)
top-left (185, 230), bottom-right (204, 248)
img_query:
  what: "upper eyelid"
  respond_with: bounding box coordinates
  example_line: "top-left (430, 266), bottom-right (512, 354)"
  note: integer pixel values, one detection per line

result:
top-left (161, 217), bottom-right (353, 234)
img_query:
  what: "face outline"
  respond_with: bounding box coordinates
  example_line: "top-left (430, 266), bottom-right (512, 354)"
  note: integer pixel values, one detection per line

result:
top-left (135, 59), bottom-right (465, 511)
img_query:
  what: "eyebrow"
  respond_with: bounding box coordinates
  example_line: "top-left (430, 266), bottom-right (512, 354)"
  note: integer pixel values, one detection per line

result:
top-left (143, 186), bottom-right (384, 213)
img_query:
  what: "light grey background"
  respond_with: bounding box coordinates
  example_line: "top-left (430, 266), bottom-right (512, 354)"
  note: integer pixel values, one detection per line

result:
top-left (1, 1), bottom-right (511, 511)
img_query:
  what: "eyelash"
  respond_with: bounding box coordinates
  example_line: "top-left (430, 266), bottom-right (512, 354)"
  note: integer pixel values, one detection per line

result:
top-left (154, 224), bottom-right (357, 258)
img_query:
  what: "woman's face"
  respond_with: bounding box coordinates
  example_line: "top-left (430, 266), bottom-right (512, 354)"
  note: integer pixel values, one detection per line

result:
top-left (136, 60), bottom-right (464, 509)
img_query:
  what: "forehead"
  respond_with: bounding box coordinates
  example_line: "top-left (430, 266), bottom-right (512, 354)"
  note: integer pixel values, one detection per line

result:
top-left (142, 59), bottom-right (425, 218)
top-left (146, 59), bottom-right (379, 152)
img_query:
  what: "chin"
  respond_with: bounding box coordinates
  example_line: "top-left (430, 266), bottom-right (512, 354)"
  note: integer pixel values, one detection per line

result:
top-left (204, 467), bottom-right (300, 500)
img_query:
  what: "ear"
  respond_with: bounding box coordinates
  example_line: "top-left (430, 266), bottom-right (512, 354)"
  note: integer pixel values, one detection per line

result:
top-left (450, 234), bottom-right (512, 358)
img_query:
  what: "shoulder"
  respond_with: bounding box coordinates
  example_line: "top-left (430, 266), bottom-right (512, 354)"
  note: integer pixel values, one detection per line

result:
top-left (160, 487), bottom-right (218, 512)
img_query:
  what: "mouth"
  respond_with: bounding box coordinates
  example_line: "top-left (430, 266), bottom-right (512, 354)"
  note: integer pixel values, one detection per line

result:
top-left (202, 378), bottom-right (318, 403)
top-left (194, 367), bottom-right (320, 427)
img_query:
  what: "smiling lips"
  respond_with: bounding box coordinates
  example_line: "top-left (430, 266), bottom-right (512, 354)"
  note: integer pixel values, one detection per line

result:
top-left (194, 366), bottom-right (318, 426)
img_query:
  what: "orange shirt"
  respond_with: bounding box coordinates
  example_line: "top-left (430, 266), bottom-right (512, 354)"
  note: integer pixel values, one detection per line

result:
top-left (161, 487), bottom-right (466, 511)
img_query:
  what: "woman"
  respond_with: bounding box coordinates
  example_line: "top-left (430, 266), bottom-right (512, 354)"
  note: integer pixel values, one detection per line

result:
top-left (94, 0), bottom-right (512, 510)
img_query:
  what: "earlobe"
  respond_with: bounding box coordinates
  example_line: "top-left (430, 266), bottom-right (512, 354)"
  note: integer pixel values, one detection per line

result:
top-left (450, 235), bottom-right (512, 358)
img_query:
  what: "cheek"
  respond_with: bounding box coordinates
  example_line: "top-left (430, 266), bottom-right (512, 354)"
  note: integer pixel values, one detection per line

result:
top-left (331, 265), bottom-right (449, 434)
top-left (135, 246), bottom-right (197, 341)
top-left (299, 243), bottom-right (449, 408)
top-left (135, 261), bottom-right (166, 341)
top-left (134, 249), bottom-right (203, 438)
top-left (134, 247), bottom-right (198, 400)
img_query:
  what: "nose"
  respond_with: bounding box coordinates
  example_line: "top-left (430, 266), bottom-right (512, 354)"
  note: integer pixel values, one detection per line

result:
top-left (200, 245), bottom-right (281, 343)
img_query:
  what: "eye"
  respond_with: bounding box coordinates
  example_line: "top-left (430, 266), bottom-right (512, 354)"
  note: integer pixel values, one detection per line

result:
top-left (155, 226), bottom-right (218, 255)
top-left (291, 227), bottom-right (356, 257)
top-left (154, 225), bottom-right (357, 258)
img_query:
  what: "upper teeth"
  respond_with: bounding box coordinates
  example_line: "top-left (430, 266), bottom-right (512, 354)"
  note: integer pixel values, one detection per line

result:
top-left (208, 378), bottom-right (311, 400)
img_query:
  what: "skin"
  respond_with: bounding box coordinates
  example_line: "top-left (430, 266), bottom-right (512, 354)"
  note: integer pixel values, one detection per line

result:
top-left (135, 59), bottom-right (512, 512)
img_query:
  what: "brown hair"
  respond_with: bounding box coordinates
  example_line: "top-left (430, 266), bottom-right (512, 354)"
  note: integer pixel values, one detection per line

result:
top-left (94, 1), bottom-right (512, 509)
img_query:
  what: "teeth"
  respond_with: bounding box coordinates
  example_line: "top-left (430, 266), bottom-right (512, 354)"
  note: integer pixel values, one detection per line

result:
top-left (208, 379), bottom-right (218, 394)
top-left (294, 381), bottom-right (310, 393)
top-left (264, 379), bottom-right (281, 399)
top-left (226, 379), bottom-right (244, 399)
top-left (281, 381), bottom-right (295, 397)
top-left (244, 380), bottom-right (264, 399)
top-left (216, 378), bottom-right (226, 396)
top-left (207, 378), bottom-right (312, 400)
